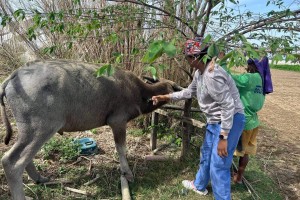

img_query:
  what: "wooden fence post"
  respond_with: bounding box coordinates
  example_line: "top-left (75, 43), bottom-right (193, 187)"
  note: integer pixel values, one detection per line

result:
top-left (150, 112), bottom-right (159, 150)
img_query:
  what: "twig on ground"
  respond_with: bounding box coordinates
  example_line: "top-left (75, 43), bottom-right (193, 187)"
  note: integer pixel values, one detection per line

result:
top-left (152, 140), bottom-right (174, 155)
top-left (132, 161), bottom-right (138, 178)
top-left (27, 179), bottom-right (73, 186)
top-left (23, 183), bottom-right (38, 199)
top-left (144, 155), bottom-right (169, 161)
top-left (98, 155), bottom-right (119, 163)
top-left (66, 157), bottom-right (83, 167)
top-left (80, 156), bottom-right (92, 161)
top-left (264, 149), bottom-right (275, 172)
top-left (83, 174), bottom-right (101, 186)
top-left (249, 180), bottom-right (261, 184)
top-left (64, 187), bottom-right (88, 195)
top-left (88, 159), bottom-right (93, 174)
top-left (232, 162), bottom-right (261, 200)
top-left (276, 172), bottom-right (283, 189)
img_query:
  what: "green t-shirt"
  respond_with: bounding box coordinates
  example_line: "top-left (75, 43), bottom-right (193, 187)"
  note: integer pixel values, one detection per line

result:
top-left (231, 73), bottom-right (265, 130)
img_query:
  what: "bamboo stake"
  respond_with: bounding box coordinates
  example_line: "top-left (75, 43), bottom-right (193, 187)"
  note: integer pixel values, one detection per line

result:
top-left (120, 175), bottom-right (131, 200)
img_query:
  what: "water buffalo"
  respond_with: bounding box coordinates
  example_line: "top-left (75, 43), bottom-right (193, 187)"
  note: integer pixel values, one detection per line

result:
top-left (0, 59), bottom-right (180, 199)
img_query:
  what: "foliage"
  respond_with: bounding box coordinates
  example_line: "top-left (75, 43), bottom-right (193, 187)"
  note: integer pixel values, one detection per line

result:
top-left (1, 0), bottom-right (299, 77)
top-left (142, 39), bottom-right (177, 78)
top-left (150, 121), bottom-right (182, 146)
top-left (127, 128), bottom-right (146, 137)
top-left (41, 136), bottom-right (81, 163)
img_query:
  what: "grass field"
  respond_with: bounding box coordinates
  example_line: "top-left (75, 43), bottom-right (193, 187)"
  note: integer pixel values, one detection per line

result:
top-left (270, 64), bottom-right (300, 72)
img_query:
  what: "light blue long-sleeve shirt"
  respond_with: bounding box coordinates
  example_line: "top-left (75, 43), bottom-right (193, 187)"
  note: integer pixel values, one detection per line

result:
top-left (170, 64), bottom-right (244, 134)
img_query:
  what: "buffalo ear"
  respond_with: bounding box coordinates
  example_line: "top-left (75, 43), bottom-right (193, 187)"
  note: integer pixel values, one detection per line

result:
top-left (143, 76), bottom-right (159, 84)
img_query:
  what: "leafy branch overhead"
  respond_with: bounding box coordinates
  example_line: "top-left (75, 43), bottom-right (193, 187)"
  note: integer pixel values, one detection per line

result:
top-left (0, 0), bottom-right (299, 76)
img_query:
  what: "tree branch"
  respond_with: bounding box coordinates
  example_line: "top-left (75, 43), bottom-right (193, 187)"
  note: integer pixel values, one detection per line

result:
top-left (106, 0), bottom-right (196, 36)
top-left (254, 27), bottom-right (300, 32)
top-left (220, 9), bottom-right (300, 42)
top-left (199, 0), bottom-right (213, 37)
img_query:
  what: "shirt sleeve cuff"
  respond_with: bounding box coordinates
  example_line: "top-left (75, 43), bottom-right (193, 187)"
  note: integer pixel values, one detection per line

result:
top-left (221, 128), bottom-right (230, 135)
top-left (169, 93), bottom-right (176, 100)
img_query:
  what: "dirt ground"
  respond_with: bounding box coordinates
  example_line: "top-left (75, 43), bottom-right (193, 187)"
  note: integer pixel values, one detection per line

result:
top-left (257, 69), bottom-right (300, 200)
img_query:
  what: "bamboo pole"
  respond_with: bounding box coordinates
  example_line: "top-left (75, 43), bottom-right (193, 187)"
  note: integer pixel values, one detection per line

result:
top-left (120, 175), bottom-right (131, 200)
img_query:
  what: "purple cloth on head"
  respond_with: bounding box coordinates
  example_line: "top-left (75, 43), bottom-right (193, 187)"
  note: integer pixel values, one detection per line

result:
top-left (249, 57), bottom-right (273, 95)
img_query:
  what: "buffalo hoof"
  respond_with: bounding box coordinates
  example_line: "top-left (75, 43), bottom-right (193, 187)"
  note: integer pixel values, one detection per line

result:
top-left (123, 172), bottom-right (134, 182)
top-left (36, 176), bottom-right (50, 184)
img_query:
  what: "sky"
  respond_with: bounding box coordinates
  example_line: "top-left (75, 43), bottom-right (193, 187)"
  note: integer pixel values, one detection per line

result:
top-left (218, 0), bottom-right (300, 45)
top-left (229, 0), bottom-right (299, 13)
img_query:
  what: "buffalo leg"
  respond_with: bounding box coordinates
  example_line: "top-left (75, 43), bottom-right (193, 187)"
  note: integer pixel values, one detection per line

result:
top-left (1, 121), bottom-right (62, 200)
top-left (108, 119), bottom-right (133, 182)
top-left (25, 161), bottom-right (49, 184)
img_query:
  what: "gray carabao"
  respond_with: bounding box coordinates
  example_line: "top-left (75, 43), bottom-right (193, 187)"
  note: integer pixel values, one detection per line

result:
top-left (0, 59), bottom-right (180, 200)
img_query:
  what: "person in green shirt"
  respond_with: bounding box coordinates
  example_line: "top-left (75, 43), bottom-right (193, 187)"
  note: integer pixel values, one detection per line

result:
top-left (231, 59), bottom-right (266, 184)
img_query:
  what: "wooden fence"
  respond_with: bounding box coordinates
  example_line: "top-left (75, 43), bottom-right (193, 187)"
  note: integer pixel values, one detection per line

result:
top-left (150, 103), bottom-right (206, 158)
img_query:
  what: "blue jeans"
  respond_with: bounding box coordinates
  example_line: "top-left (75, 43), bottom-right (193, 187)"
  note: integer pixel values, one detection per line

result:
top-left (194, 113), bottom-right (245, 200)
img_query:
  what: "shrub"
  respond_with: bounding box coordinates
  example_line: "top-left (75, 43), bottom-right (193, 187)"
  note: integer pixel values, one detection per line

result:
top-left (41, 137), bottom-right (81, 163)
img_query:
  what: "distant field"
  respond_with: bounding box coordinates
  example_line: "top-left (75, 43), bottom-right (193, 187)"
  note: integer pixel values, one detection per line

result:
top-left (271, 64), bottom-right (300, 72)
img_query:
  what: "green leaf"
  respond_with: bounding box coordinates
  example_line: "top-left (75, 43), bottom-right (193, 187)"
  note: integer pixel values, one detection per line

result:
top-left (115, 54), bottom-right (123, 63)
top-left (158, 64), bottom-right (169, 71)
top-left (58, 11), bottom-right (64, 20)
top-left (73, 0), bottom-right (81, 5)
top-left (131, 47), bottom-right (139, 55)
top-left (1, 15), bottom-right (12, 26)
top-left (202, 34), bottom-right (212, 45)
top-left (229, 0), bottom-right (237, 4)
top-left (27, 27), bottom-right (37, 41)
top-left (163, 40), bottom-right (177, 57)
top-left (272, 54), bottom-right (283, 64)
top-left (33, 14), bottom-right (41, 26)
top-left (107, 32), bottom-right (119, 44)
top-left (202, 55), bottom-right (211, 64)
top-left (95, 64), bottom-right (111, 77)
top-left (286, 54), bottom-right (296, 62)
top-left (145, 66), bottom-right (157, 80)
top-left (48, 12), bottom-right (56, 22)
top-left (106, 65), bottom-right (115, 76)
top-left (142, 41), bottom-right (164, 63)
top-left (13, 9), bottom-right (26, 21)
top-left (186, 4), bottom-right (194, 13)
top-left (49, 46), bottom-right (56, 54)
top-left (218, 51), bottom-right (233, 67)
top-left (207, 43), bottom-right (219, 58)
top-left (237, 34), bottom-right (247, 42)
top-left (42, 46), bottom-right (56, 55)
